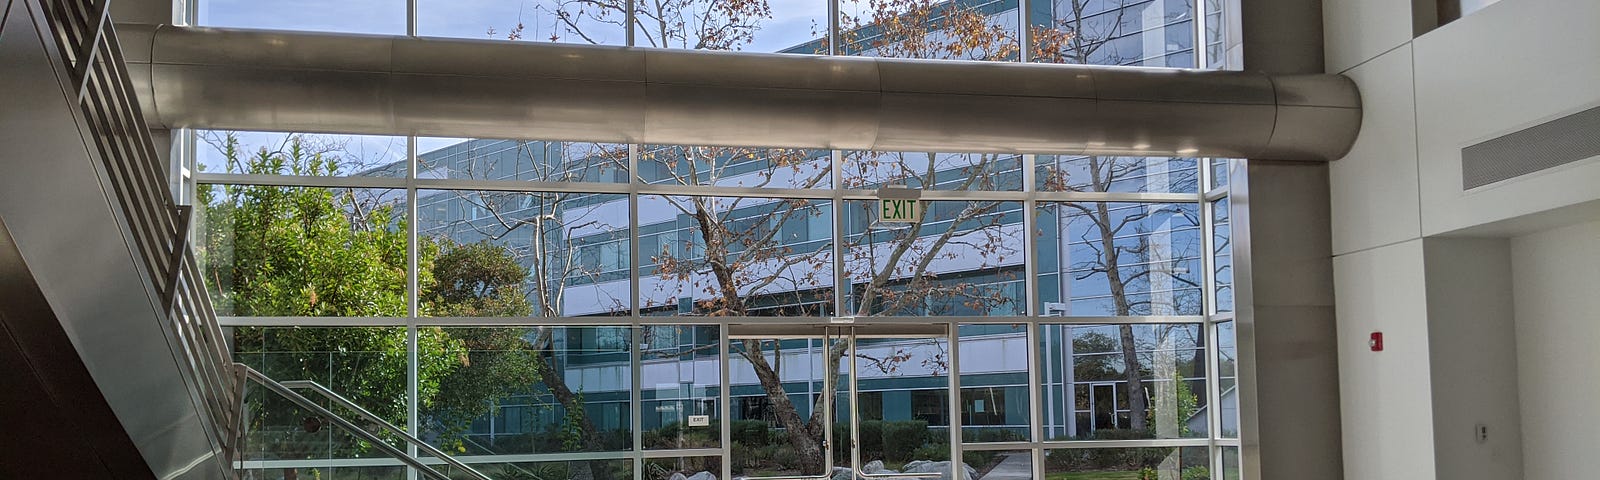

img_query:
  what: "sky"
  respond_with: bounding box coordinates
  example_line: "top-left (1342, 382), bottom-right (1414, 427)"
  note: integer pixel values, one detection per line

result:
top-left (201, 0), bottom-right (829, 53)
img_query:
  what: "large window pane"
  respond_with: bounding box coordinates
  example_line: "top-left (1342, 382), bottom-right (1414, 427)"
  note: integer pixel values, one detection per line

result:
top-left (959, 324), bottom-right (1031, 442)
top-left (1038, 323), bottom-right (1207, 441)
top-left (1211, 197), bottom-right (1233, 314)
top-left (1221, 446), bottom-right (1241, 479)
top-left (1204, 0), bottom-right (1227, 69)
top-left (1216, 321), bottom-right (1237, 438)
top-left (198, 0), bottom-right (406, 34)
top-left (420, 326), bottom-right (635, 455)
top-left (843, 200), bottom-right (1025, 317)
top-left (417, 190), bottom-right (631, 317)
top-left (417, 138), bottom-right (628, 183)
top-left (855, 335), bottom-right (952, 467)
top-left (1036, 155), bottom-right (1199, 194)
top-left (640, 145), bottom-right (832, 189)
top-left (1036, 202), bottom-right (1202, 317)
top-left (839, 0), bottom-right (1021, 61)
top-left (1208, 158), bottom-right (1230, 190)
top-left (1044, 447), bottom-right (1210, 478)
top-left (843, 151), bottom-right (1023, 191)
top-left (197, 131), bottom-right (408, 178)
top-left (234, 327), bottom-right (411, 467)
top-left (419, 0), bottom-right (627, 44)
top-left (634, 0), bottom-right (828, 53)
top-left (198, 185), bottom-right (408, 317)
top-left (1029, 0), bottom-right (1198, 67)
top-left (728, 336), bottom-right (838, 477)
top-left (639, 195), bottom-right (834, 316)
top-left (642, 325), bottom-right (723, 449)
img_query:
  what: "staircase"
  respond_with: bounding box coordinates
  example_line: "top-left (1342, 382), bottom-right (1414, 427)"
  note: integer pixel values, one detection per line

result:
top-left (0, 1), bottom-right (488, 478)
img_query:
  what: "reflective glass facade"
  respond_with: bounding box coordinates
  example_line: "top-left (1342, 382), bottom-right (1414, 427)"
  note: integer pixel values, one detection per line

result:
top-left (193, 132), bottom-right (1239, 479)
top-left (184, 0), bottom-right (1242, 478)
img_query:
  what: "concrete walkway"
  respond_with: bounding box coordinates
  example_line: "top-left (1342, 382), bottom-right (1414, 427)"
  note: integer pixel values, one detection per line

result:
top-left (978, 452), bottom-right (1033, 480)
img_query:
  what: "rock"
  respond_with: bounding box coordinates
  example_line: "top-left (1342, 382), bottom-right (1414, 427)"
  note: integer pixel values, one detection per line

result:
top-left (900, 460), bottom-right (976, 480)
top-left (831, 466), bottom-right (855, 480)
top-left (685, 472), bottom-right (717, 480)
top-left (903, 460), bottom-right (929, 472)
top-left (669, 474), bottom-right (688, 480)
top-left (861, 460), bottom-right (886, 474)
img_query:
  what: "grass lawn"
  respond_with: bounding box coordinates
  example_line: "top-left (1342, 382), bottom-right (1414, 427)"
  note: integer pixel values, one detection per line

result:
top-left (1044, 471), bottom-right (1142, 480)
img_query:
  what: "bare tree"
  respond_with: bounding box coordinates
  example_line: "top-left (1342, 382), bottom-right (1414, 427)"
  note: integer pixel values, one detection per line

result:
top-left (476, 0), bottom-right (1201, 470)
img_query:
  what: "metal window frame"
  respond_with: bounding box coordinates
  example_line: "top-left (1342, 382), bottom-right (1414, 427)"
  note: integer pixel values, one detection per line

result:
top-left (175, 0), bottom-right (1248, 473)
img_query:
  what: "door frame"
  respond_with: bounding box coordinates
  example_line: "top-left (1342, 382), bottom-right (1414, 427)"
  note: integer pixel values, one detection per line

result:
top-left (725, 323), bottom-right (957, 480)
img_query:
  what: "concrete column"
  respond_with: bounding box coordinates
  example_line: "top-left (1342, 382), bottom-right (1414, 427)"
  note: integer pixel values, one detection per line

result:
top-left (1229, 1), bottom-right (1343, 478)
top-left (1231, 161), bottom-right (1342, 480)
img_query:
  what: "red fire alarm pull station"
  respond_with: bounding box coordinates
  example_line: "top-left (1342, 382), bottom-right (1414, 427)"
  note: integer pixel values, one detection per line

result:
top-left (1369, 331), bottom-right (1384, 352)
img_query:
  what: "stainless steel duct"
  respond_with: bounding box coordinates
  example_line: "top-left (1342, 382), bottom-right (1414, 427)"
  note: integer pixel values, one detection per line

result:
top-left (119, 24), bottom-right (1361, 160)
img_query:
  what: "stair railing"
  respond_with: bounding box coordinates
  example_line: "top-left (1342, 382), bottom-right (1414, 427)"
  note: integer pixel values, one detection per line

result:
top-left (28, 0), bottom-right (245, 466)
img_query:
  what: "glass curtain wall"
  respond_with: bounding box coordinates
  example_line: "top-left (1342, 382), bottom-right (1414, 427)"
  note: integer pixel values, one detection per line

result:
top-left (182, 1), bottom-right (1241, 479)
top-left (193, 0), bottom-right (1223, 67)
top-left (187, 130), bottom-right (1241, 479)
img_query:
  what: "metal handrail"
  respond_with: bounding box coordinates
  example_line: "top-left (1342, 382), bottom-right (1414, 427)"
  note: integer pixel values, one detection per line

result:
top-left (240, 367), bottom-right (459, 480)
top-left (30, 0), bottom-right (243, 467)
top-left (275, 379), bottom-right (495, 480)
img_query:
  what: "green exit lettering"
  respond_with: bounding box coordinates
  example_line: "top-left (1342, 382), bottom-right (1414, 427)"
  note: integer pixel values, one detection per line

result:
top-left (879, 199), bottom-right (920, 223)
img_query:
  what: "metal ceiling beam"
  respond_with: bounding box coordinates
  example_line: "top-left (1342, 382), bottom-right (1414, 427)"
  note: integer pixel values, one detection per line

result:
top-left (119, 24), bottom-right (1361, 161)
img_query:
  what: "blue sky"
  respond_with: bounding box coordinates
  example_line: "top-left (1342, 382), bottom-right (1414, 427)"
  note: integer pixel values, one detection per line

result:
top-left (201, 0), bottom-right (828, 52)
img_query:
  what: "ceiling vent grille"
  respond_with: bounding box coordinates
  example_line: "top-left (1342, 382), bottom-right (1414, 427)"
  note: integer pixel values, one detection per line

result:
top-left (1462, 105), bottom-right (1600, 190)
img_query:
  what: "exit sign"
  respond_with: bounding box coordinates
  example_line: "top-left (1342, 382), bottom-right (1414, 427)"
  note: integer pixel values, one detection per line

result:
top-left (879, 198), bottom-right (921, 223)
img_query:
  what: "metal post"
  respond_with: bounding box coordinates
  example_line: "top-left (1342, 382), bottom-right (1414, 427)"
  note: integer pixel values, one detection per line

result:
top-left (406, 135), bottom-right (421, 480)
top-left (720, 326), bottom-right (733, 480)
top-left (632, 325), bottom-right (644, 480)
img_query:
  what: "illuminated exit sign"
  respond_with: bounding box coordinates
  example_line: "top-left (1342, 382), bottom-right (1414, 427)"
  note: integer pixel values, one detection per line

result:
top-left (877, 186), bottom-right (922, 223)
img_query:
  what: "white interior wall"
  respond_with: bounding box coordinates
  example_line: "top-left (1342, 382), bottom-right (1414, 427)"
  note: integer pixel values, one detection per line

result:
top-left (1510, 220), bottom-right (1600, 480)
top-left (1323, 0), bottom-right (1600, 477)
top-left (1331, 240), bottom-right (1436, 479)
top-left (1423, 238), bottom-right (1522, 480)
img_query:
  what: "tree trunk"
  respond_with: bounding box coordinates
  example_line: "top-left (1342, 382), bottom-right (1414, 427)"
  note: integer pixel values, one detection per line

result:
top-left (1119, 324), bottom-right (1148, 432)
top-left (534, 330), bottom-right (600, 480)
top-left (742, 339), bottom-right (828, 473)
top-left (1092, 199), bottom-right (1148, 433)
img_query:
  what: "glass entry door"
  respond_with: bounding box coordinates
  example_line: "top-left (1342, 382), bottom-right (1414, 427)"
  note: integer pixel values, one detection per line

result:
top-left (728, 324), bottom-right (953, 480)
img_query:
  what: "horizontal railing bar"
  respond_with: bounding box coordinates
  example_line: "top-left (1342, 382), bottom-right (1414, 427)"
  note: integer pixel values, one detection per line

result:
top-left (242, 367), bottom-right (454, 480)
top-left (276, 380), bottom-right (493, 480)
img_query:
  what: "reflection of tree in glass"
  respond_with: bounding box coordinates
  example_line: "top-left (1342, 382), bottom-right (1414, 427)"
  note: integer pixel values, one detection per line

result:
top-left (419, 141), bottom-right (637, 479)
top-left (200, 133), bottom-right (545, 478)
top-left (1065, 324), bottom-right (1205, 440)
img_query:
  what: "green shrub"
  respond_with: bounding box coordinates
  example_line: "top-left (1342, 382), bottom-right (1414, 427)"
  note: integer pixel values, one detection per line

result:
top-left (965, 428), bottom-right (1026, 443)
top-left (912, 443), bottom-right (950, 461)
top-left (858, 420), bottom-right (884, 459)
top-left (763, 444), bottom-right (801, 470)
top-left (963, 450), bottom-right (998, 468)
top-left (1182, 466), bottom-right (1211, 480)
top-left (881, 420), bottom-right (928, 462)
top-left (732, 420), bottom-right (771, 447)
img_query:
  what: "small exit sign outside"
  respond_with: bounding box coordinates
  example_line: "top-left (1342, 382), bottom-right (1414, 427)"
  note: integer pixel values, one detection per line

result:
top-left (879, 198), bottom-right (921, 223)
top-left (687, 415), bottom-right (711, 427)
